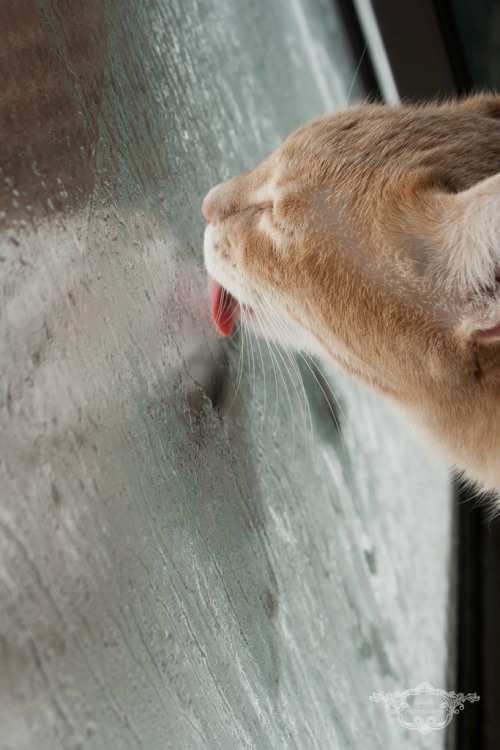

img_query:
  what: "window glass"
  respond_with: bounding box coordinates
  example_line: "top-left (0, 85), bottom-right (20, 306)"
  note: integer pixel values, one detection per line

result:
top-left (0, 1), bottom-right (452, 747)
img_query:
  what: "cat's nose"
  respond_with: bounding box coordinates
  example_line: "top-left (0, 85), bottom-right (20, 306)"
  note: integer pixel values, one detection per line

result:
top-left (202, 176), bottom-right (245, 224)
top-left (201, 185), bottom-right (219, 223)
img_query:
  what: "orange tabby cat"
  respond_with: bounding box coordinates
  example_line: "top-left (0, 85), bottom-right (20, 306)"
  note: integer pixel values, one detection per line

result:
top-left (202, 95), bottom-right (500, 497)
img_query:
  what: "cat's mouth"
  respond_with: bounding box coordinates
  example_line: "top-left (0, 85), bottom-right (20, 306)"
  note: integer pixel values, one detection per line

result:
top-left (208, 276), bottom-right (241, 336)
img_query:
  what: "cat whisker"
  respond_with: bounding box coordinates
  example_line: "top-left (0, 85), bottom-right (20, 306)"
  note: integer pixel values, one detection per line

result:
top-left (243, 282), bottom-right (269, 433)
top-left (246, 285), bottom-right (286, 432)
top-left (297, 350), bottom-right (352, 467)
top-left (250, 296), bottom-right (281, 431)
top-left (224, 307), bottom-right (248, 416)
top-left (245, 304), bottom-right (258, 405)
top-left (259, 294), bottom-right (315, 452)
top-left (254, 290), bottom-right (314, 454)
top-left (247, 287), bottom-right (299, 454)
top-left (298, 348), bottom-right (350, 431)
top-left (344, 43), bottom-right (367, 107)
top-left (254, 315), bottom-right (281, 430)
top-left (257, 291), bottom-right (350, 463)
top-left (273, 335), bottom-right (313, 450)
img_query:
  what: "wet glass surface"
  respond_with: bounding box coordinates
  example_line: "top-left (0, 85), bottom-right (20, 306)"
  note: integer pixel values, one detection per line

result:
top-left (1, 1), bottom-right (452, 748)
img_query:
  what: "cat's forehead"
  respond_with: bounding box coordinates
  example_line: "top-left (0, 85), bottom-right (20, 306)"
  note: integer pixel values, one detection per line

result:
top-left (272, 106), bottom-right (407, 183)
top-left (271, 99), bottom-right (500, 193)
top-left (281, 100), bottom-right (485, 148)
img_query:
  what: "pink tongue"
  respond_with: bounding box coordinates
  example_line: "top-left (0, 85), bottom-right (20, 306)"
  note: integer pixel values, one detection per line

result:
top-left (208, 277), bottom-right (237, 336)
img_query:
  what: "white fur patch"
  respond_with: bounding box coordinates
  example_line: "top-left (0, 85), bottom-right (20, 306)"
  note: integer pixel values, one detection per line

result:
top-left (433, 173), bottom-right (500, 297)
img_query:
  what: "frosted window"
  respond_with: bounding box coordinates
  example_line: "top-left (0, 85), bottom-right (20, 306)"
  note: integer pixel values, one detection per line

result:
top-left (1, 1), bottom-right (452, 748)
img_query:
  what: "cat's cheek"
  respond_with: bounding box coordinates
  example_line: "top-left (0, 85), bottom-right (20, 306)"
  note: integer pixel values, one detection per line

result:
top-left (235, 224), bottom-right (281, 286)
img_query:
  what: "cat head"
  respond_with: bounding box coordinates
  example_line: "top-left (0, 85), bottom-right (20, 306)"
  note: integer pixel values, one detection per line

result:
top-left (203, 96), bottom-right (500, 397)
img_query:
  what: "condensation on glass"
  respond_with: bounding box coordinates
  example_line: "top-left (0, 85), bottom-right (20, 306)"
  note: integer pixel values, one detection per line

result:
top-left (1, 1), bottom-right (452, 748)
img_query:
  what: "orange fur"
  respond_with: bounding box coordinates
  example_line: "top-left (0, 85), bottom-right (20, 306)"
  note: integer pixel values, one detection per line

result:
top-left (203, 96), bottom-right (500, 499)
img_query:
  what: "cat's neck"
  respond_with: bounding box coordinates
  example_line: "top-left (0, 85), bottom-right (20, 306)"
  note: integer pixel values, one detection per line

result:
top-left (315, 307), bottom-right (500, 491)
top-left (424, 343), bottom-right (500, 490)
top-left (389, 339), bottom-right (500, 491)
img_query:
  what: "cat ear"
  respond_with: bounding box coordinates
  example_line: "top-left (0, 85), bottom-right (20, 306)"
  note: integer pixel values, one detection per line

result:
top-left (415, 172), bottom-right (500, 339)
